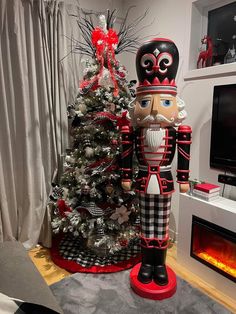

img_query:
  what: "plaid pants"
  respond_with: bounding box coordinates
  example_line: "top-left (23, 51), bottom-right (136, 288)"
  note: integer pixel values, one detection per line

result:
top-left (139, 193), bottom-right (172, 240)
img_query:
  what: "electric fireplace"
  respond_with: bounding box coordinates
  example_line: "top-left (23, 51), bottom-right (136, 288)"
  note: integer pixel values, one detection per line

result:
top-left (178, 194), bottom-right (236, 300)
top-left (191, 215), bottom-right (236, 283)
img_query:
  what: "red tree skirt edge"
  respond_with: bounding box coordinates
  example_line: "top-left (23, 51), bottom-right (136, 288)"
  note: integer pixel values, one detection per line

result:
top-left (50, 235), bottom-right (141, 273)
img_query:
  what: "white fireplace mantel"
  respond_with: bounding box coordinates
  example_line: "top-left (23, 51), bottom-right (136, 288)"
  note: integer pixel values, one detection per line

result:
top-left (177, 193), bottom-right (236, 300)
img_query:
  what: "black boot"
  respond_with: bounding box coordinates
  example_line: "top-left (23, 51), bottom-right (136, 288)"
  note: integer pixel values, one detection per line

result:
top-left (153, 249), bottom-right (168, 286)
top-left (137, 247), bottom-right (154, 284)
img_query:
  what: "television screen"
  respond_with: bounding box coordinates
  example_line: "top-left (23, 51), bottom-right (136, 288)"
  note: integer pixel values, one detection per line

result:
top-left (210, 84), bottom-right (236, 172)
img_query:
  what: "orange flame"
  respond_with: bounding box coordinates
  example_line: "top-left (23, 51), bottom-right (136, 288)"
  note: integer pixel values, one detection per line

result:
top-left (196, 251), bottom-right (236, 278)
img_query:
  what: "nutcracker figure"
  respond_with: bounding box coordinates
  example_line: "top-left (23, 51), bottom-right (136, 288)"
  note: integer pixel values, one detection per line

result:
top-left (120, 38), bottom-right (192, 299)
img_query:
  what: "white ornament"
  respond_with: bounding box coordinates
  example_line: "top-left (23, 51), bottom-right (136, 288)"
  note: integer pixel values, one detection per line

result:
top-left (98, 15), bottom-right (107, 33)
top-left (85, 147), bottom-right (94, 158)
top-left (98, 68), bottom-right (114, 89)
top-left (78, 103), bottom-right (87, 114)
top-left (65, 155), bottom-right (75, 164)
top-left (75, 166), bottom-right (85, 180)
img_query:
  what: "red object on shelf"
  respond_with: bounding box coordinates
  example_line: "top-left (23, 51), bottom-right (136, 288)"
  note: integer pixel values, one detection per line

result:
top-left (194, 183), bottom-right (220, 194)
top-left (197, 35), bottom-right (213, 68)
top-left (130, 263), bottom-right (177, 300)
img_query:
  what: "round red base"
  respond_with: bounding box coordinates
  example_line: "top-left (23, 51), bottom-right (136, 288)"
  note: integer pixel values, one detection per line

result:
top-left (130, 263), bottom-right (177, 300)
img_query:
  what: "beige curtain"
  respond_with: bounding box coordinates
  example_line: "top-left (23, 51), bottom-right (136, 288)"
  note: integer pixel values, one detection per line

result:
top-left (0, 0), bottom-right (80, 249)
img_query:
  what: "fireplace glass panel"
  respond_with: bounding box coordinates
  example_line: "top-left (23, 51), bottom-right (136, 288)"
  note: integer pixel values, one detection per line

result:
top-left (191, 216), bottom-right (236, 282)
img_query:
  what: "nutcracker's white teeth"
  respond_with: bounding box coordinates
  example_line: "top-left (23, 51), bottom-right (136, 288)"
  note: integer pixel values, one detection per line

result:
top-left (150, 123), bottom-right (161, 129)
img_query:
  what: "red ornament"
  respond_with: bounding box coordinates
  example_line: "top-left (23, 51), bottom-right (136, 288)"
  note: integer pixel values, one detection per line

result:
top-left (111, 139), bottom-right (118, 145)
top-left (117, 71), bottom-right (125, 79)
top-left (119, 238), bottom-right (128, 247)
top-left (57, 199), bottom-right (72, 218)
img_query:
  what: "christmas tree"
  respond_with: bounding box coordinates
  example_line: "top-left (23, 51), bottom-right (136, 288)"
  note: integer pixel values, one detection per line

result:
top-left (50, 9), bottom-right (147, 271)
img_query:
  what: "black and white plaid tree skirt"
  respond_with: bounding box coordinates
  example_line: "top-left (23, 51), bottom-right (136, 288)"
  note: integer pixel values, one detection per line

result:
top-left (51, 233), bottom-right (141, 273)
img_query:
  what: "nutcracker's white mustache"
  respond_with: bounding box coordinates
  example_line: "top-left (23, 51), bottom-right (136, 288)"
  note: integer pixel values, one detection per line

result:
top-left (137, 114), bottom-right (175, 125)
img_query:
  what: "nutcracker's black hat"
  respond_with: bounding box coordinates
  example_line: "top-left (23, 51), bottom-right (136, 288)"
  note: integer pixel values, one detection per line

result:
top-left (136, 38), bottom-right (179, 95)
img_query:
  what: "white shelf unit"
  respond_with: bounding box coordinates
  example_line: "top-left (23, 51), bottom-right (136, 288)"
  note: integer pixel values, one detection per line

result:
top-left (185, 0), bottom-right (236, 80)
top-left (185, 62), bottom-right (236, 81)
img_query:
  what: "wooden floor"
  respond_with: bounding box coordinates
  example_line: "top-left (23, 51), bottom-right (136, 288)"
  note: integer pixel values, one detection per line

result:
top-left (29, 244), bottom-right (236, 313)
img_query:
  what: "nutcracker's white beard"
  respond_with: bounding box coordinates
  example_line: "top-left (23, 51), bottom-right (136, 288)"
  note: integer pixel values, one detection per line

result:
top-left (145, 128), bottom-right (164, 150)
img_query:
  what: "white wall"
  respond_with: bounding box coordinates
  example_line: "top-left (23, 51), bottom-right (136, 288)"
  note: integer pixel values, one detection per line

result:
top-left (64, 0), bottom-right (123, 12)
top-left (119, 0), bottom-right (191, 84)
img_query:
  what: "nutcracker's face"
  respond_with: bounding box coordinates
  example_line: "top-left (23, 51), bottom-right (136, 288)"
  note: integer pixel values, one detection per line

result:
top-left (133, 93), bottom-right (178, 128)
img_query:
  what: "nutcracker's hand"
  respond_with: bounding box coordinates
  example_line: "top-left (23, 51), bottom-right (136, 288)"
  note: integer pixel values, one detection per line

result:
top-left (179, 183), bottom-right (189, 193)
top-left (121, 180), bottom-right (132, 191)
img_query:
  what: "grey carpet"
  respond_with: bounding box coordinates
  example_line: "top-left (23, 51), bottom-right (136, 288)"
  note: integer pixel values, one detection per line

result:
top-left (50, 270), bottom-right (231, 314)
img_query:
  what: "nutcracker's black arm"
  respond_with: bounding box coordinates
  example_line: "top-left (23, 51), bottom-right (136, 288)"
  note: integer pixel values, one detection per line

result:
top-left (176, 125), bottom-right (192, 183)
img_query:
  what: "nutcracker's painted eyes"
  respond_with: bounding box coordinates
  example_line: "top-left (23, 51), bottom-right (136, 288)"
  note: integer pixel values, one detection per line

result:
top-left (140, 99), bottom-right (151, 108)
top-left (161, 99), bottom-right (173, 107)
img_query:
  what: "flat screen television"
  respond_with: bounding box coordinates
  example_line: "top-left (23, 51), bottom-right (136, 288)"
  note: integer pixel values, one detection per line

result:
top-left (210, 84), bottom-right (236, 173)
